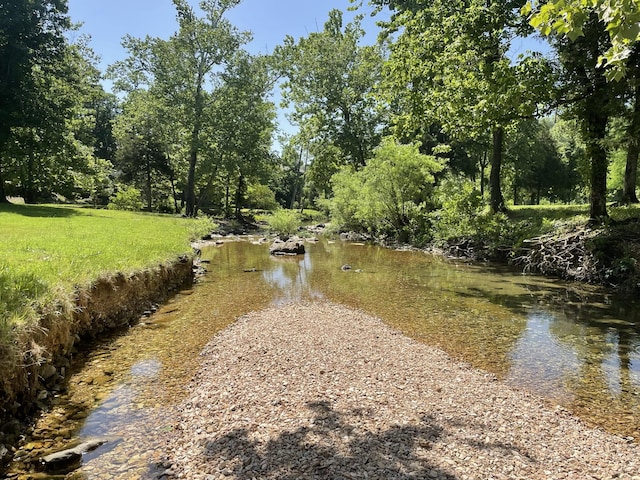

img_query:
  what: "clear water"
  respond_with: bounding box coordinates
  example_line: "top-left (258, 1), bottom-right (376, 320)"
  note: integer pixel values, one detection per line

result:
top-left (8, 237), bottom-right (640, 478)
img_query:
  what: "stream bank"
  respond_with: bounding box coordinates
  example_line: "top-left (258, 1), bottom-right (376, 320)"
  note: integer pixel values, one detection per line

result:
top-left (0, 255), bottom-right (194, 472)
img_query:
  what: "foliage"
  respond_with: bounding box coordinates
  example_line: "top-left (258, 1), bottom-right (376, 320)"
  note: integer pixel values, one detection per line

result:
top-left (109, 0), bottom-right (251, 217)
top-left (108, 186), bottom-right (144, 211)
top-left (504, 119), bottom-right (575, 205)
top-left (246, 184), bottom-right (279, 211)
top-left (275, 9), bottom-right (386, 168)
top-left (202, 52), bottom-right (277, 217)
top-left (432, 175), bottom-right (485, 241)
top-left (552, 12), bottom-right (625, 220)
top-left (187, 216), bottom-right (218, 241)
top-left (330, 138), bottom-right (444, 238)
top-left (372, 0), bottom-right (555, 213)
top-left (265, 209), bottom-right (302, 236)
top-left (0, 0), bottom-right (71, 201)
top-left (524, 0), bottom-right (640, 81)
top-left (113, 90), bottom-right (174, 212)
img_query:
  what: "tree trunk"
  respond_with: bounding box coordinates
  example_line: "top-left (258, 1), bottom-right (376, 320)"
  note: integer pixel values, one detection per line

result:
top-left (489, 127), bottom-right (506, 213)
top-left (145, 154), bottom-right (153, 211)
top-left (0, 158), bottom-right (8, 203)
top-left (186, 69), bottom-right (205, 218)
top-left (170, 170), bottom-right (179, 214)
top-left (479, 150), bottom-right (488, 199)
top-left (186, 150), bottom-right (197, 216)
top-left (224, 174), bottom-right (231, 218)
top-left (234, 173), bottom-right (245, 219)
top-left (585, 89), bottom-right (610, 222)
top-left (290, 144), bottom-right (303, 209)
top-left (24, 149), bottom-right (36, 204)
top-left (622, 83), bottom-right (640, 204)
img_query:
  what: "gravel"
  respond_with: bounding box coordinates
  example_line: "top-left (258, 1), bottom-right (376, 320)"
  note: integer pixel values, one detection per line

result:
top-left (166, 302), bottom-right (640, 480)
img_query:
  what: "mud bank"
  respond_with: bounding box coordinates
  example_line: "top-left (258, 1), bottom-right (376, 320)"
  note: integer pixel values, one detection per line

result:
top-left (0, 255), bottom-right (194, 466)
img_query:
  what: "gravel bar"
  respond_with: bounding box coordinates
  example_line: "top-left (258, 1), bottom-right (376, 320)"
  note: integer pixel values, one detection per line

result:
top-left (166, 302), bottom-right (640, 480)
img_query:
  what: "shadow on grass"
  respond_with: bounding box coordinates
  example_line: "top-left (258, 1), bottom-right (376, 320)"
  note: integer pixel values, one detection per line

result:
top-left (201, 401), bottom-right (457, 479)
top-left (508, 205), bottom-right (590, 222)
top-left (0, 203), bottom-right (81, 218)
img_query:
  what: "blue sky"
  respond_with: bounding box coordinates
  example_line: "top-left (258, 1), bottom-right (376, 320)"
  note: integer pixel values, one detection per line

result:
top-left (67, 0), bottom-right (385, 139)
top-left (66, 1), bottom-right (546, 140)
top-left (67, 0), bottom-right (384, 71)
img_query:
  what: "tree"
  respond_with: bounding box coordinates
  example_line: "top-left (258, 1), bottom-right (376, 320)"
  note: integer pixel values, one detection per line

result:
top-left (371, 0), bottom-right (554, 213)
top-left (276, 9), bottom-right (385, 168)
top-left (621, 47), bottom-right (640, 204)
top-left (201, 52), bottom-right (276, 217)
top-left (524, 0), bottom-right (640, 81)
top-left (506, 119), bottom-right (567, 204)
top-left (551, 12), bottom-right (624, 220)
top-left (0, 0), bottom-right (71, 202)
top-left (110, 0), bottom-right (249, 216)
top-left (1, 33), bottom-right (107, 203)
top-left (330, 137), bottom-right (445, 236)
top-left (113, 91), bottom-right (173, 211)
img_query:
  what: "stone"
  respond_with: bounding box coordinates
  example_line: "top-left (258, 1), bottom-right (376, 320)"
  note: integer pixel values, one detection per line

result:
top-left (40, 364), bottom-right (57, 380)
top-left (40, 437), bottom-right (121, 474)
top-left (269, 237), bottom-right (305, 256)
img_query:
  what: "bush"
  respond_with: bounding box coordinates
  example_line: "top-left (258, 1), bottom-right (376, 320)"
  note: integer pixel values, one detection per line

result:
top-left (187, 216), bottom-right (218, 241)
top-left (431, 175), bottom-right (485, 241)
top-left (330, 137), bottom-right (445, 238)
top-left (266, 209), bottom-right (301, 236)
top-left (108, 186), bottom-right (144, 211)
top-left (247, 184), bottom-right (279, 211)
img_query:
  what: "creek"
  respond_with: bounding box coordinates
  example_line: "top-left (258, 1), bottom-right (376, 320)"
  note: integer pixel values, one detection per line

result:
top-left (6, 237), bottom-right (640, 479)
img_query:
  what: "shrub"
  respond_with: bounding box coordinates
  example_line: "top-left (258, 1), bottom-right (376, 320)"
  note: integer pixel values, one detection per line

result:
top-left (266, 209), bottom-right (301, 236)
top-left (432, 175), bottom-right (484, 241)
top-left (247, 184), bottom-right (279, 211)
top-left (329, 137), bottom-right (445, 237)
top-left (108, 186), bottom-right (144, 211)
top-left (187, 216), bottom-right (218, 241)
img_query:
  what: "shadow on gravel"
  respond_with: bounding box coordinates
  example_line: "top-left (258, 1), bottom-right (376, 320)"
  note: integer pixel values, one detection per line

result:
top-left (201, 400), bottom-right (459, 480)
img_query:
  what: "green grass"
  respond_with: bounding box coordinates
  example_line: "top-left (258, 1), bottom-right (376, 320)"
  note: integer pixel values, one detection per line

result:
top-left (0, 204), bottom-right (215, 328)
top-left (509, 203), bottom-right (640, 220)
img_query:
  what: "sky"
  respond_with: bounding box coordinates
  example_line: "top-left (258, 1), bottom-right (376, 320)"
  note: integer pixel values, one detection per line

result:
top-left (65, 1), bottom-right (546, 140)
top-left (66, 0), bottom-right (386, 138)
top-left (67, 0), bottom-right (384, 71)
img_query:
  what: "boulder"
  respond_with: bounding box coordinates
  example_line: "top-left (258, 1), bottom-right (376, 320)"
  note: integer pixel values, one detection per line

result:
top-left (40, 436), bottom-right (121, 474)
top-left (269, 237), bottom-right (305, 256)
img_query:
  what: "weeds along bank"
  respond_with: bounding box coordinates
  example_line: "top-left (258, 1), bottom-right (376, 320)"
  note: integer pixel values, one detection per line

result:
top-left (0, 205), bottom-right (213, 448)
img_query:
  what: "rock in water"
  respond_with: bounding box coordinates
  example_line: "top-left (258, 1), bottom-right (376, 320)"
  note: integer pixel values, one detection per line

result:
top-left (40, 437), bottom-right (121, 474)
top-left (269, 237), bottom-right (305, 256)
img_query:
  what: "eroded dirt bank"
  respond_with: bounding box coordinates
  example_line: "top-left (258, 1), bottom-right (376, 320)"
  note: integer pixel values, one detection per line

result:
top-left (0, 256), bottom-right (193, 462)
top-left (165, 302), bottom-right (640, 480)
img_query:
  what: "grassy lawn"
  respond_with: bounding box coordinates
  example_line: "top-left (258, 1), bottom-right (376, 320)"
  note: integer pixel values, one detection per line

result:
top-left (509, 203), bottom-right (640, 224)
top-left (1, 204), bottom-right (213, 327)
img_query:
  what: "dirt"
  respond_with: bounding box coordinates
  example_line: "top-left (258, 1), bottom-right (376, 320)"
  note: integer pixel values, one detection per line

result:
top-left (164, 301), bottom-right (640, 480)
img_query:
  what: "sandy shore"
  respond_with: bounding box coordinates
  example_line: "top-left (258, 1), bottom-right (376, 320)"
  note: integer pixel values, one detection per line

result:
top-left (165, 302), bottom-right (640, 480)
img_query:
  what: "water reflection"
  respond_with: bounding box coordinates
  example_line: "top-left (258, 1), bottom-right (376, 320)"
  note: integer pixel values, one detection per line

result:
top-left (506, 311), bottom-right (581, 402)
top-left (263, 252), bottom-right (324, 305)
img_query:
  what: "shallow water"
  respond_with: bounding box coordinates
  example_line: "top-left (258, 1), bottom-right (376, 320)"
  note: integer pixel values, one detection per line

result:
top-left (7, 237), bottom-right (640, 478)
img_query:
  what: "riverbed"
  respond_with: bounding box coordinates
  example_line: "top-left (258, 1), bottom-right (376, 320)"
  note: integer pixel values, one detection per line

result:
top-left (5, 237), bottom-right (640, 478)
